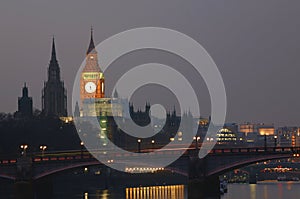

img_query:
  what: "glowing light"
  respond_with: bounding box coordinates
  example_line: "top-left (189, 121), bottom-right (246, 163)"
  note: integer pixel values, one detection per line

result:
top-left (84, 192), bottom-right (88, 199)
top-left (39, 145), bottom-right (47, 151)
top-left (20, 145), bottom-right (28, 149)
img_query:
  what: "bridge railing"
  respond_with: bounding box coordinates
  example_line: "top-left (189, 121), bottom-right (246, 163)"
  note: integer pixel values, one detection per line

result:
top-left (209, 146), bottom-right (300, 154)
top-left (1, 146), bottom-right (300, 166)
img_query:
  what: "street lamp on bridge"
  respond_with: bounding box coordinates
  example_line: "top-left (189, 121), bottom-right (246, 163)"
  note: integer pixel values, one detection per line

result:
top-left (151, 140), bottom-right (155, 150)
top-left (20, 144), bottom-right (28, 156)
top-left (193, 136), bottom-right (200, 150)
top-left (137, 139), bottom-right (141, 153)
top-left (80, 141), bottom-right (84, 158)
top-left (274, 135), bottom-right (278, 148)
top-left (39, 145), bottom-right (47, 156)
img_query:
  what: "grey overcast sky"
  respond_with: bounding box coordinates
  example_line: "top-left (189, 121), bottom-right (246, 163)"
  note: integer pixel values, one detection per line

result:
top-left (1, 0), bottom-right (300, 126)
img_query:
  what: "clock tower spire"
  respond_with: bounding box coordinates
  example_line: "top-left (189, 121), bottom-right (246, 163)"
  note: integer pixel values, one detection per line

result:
top-left (87, 27), bottom-right (96, 55)
top-left (80, 28), bottom-right (105, 112)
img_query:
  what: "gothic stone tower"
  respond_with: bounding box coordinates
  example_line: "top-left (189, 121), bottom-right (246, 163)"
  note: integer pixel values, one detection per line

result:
top-left (80, 28), bottom-right (105, 104)
top-left (42, 38), bottom-right (67, 117)
top-left (17, 83), bottom-right (33, 117)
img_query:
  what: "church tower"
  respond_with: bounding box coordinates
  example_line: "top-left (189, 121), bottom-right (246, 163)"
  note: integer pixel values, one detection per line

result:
top-left (17, 83), bottom-right (33, 117)
top-left (42, 38), bottom-right (67, 117)
top-left (80, 28), bottom-right (105, 105)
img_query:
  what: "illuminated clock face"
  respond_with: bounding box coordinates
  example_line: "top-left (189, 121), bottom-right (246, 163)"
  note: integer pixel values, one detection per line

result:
top-left (85, 82), bottom-right (96, 93)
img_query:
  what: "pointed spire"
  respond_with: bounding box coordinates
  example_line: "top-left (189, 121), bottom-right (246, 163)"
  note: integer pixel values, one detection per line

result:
top-left (74, 101), bottom-right (80, 117)
top-left (173, 105), bottom-right (176, 116)
top-left (113, 89), bottom-right (119, 98)
top-left (51, 37), bottom-right (57, 62)
top-left (87, 27), bottom-right (95, 54)
top-left (22, 82), bottom-right (28, 97)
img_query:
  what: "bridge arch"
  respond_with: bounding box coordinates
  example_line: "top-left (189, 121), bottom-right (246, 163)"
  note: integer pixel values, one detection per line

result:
top-left (207, 154), bottom-right (292, 176)
top-left (0, 173), bottom-right (15, 180)
top-left (33, 160), bottom-right (188, 180)
top-left (33, 160), bottom-right (101, 180)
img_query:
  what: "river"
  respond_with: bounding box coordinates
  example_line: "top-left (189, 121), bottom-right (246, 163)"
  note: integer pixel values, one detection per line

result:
top-left (51, 181), bottom-right (300, 199)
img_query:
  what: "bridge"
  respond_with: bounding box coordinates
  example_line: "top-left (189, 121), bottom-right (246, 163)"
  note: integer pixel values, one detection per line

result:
top-left (1, 146), bottom-right (300, 198)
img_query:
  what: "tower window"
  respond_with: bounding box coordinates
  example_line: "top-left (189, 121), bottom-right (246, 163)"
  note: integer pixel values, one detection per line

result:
top-left (101, 82), bottom-right (104, 94)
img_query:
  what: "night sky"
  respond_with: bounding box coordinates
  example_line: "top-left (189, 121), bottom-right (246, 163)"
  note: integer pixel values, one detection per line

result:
top-left (1, 0), bottom-right (300, 126)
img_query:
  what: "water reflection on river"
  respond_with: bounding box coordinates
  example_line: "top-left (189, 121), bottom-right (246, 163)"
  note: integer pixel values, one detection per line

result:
top-left (70, 182), bottom-right (300, 199)
top-left (79, 185), bottom-right (186, 199)
top-left (222, 181), bottom-right (300, 199)
top-left (125, 185), bottom-right (185, 199)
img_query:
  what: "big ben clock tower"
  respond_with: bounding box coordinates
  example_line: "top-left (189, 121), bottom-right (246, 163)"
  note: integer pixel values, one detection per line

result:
top-left (80, 28), bottom-right (105, 105)
top-left (79, 28), bottom-right (122, 118)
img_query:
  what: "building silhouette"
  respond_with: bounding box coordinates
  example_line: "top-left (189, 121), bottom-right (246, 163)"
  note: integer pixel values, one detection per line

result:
top-left (42, 38), bottom-right (67, 117)
top-left (129, 102), bottom-right (151, 126)
top-left (16, 83), bottom-right (33, 117)
top-left (73, 102), bottom-right (80, 117)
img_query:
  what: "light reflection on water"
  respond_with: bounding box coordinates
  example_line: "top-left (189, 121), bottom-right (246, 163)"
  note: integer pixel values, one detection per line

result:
top-left (80, 185), bottom-right (186, 199)
top-left (221, 181), bottom-right (300, 199)
top-left (53, 182), bottom-right (300, 199)
top-left (250, 184), bottom-right (256, 199)
top-left (125, 185), bottom-right (185, 199)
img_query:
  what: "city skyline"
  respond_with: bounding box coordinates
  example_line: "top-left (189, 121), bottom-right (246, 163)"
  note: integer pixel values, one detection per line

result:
top-left (1, 1), bottom-right (300, 126)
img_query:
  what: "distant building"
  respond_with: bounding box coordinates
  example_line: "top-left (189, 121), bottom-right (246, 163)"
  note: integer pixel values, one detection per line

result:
top-left (42, 38), bottom-right (67, 117)
top-left (238, 123), bottom-right (275, 146)
top-left (239, 123), bottom-right (256, 135)
top-left (129, 102), bottom-right (151, 126)
top-left (216, 127), bottom-right (238, 146)
top-left (16, 83), bottom-right (33, 117)
top-left (257, 124), bottom-right (275, 136)
top-left (82, 98), bottom-right (123, 117)
top-left (277, 127), bottom-right (300, 147)
top-left (224, 123), bottom-right (239, 134)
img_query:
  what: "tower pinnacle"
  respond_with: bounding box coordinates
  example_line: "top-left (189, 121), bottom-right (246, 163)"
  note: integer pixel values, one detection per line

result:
top-left (51, 37), bottom-right (57, 62)
top-left (22, 82), bottom-right (28, 97)
top-left (86, 27), bottom-right (96, 54)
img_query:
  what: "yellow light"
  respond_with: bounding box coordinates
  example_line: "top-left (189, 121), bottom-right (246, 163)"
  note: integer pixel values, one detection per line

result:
top-left (20, 145), bottom-right (28, 149)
